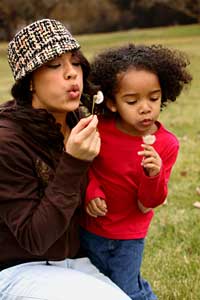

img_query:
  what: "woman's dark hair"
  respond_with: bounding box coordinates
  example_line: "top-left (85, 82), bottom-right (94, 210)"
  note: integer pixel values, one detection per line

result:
top-left (90, 44), bottom-right (192, 115)
top-left (11, 49), bottom-right (95, 108)
top-left (8, 49), bottom-right (96, 153)
top-left (11, 74), bottom-right (32, 106)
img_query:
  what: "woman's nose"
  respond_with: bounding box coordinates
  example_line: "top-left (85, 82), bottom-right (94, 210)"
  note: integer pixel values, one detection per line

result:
top-left (64, 65), bottom-right (77, 80)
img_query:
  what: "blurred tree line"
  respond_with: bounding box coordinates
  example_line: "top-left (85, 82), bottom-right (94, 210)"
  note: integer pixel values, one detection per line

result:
top-left (0, 0), bottom-right (199, 40)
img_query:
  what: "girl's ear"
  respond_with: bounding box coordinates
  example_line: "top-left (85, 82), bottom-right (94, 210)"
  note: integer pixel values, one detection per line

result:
top-left (106, 98), bottom-right (117, 112)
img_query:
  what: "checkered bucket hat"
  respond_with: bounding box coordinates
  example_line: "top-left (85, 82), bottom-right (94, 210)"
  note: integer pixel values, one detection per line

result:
top-left (8, 19), bottom-right (80, 81)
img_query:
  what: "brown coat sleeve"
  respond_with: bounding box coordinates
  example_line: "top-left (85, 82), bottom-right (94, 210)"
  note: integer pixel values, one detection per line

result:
top-left (0, 127), bottom-right (90, 257)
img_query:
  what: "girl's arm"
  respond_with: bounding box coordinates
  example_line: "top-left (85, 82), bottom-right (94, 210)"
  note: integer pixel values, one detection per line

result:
top-left (137, 140), bottom-right (179, 210)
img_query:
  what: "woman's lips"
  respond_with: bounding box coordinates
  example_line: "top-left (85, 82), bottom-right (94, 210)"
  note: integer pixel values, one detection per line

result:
top-left (68, 90), bottom-right (80, 99)
top-left (67, 85), bottom-right (80, 99)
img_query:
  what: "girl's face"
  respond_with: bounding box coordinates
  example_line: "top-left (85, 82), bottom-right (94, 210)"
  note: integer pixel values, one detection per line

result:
top-left (108, 68), bottom-right (162, 136)
top-left (31, 51), bottom-right (83, 116)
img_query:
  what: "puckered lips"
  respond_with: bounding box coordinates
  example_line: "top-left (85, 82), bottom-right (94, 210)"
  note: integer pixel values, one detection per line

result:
top-left (67, 84), bottom-right (80, 99)
top-left (140, 118), bottom-right (153, 127)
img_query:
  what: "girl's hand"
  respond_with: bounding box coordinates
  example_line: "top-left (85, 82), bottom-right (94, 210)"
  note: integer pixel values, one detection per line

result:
top-left (65, 115), bottom-right (100, 161)
top-left (137, 200), bottom-right (152, 214)
top-left (138, 144), bottom-right (162, 177)
top-left (86, 198), bottom-right (107, 218)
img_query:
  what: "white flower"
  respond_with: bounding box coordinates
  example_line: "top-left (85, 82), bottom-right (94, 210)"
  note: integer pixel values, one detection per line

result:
top-left (142, 134), bottom-right (156, 145)
top-left (93, 90), bottom-right (104, 104)
top-left (92, 90), bottom-right (104, 114)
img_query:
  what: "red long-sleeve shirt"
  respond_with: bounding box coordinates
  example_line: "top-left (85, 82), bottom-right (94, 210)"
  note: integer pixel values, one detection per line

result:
top-left (81, 117), bottom-right (179, 239)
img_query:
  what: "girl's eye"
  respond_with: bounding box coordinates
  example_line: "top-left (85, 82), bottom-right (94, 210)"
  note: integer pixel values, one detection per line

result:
top-left (127, 100), bottom-right (137, 105)
top-left (150, 97), bottom-right (159, 101)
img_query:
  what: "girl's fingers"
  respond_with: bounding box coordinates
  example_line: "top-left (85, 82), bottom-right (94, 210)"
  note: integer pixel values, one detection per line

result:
top-left (99, 199), bottom-right (107, 210)
top-left (90, 202), bottom-right (106, 216)
top-left (95, 198), bottom-right (107, 212)
top-left (142, 156), bottom-right (157, 164)
top-left (139, 144), bottom-right (162, 177)
top-left (138, 145), bottom-right (158, 159)
top-left (88, 198), bottom-right (107, 216)
top-left (86, 206), bottom-right (97, 218)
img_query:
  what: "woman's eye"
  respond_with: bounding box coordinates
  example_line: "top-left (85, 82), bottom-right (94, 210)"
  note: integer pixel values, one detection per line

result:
top-left (72, 61), bottom-right (81, 66)
top-left (46, 63), bottom-right (60, 69)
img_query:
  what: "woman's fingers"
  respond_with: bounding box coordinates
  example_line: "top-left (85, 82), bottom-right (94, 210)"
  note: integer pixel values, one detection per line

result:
top-left (72, 115), bottom-right (98, 139)
top-left (65, 115), bottom-right (100, 161)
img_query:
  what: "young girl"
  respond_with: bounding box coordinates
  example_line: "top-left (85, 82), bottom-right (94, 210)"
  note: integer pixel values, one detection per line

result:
top-left (80, 44), bottom-right (192, 300)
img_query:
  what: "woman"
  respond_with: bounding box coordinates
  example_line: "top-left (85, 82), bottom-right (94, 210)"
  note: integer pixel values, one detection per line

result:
top-left (0, 19), bottom-right (130, 300)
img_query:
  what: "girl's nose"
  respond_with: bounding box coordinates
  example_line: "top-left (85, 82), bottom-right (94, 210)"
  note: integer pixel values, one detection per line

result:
top-left (139, 102), bottom-right (151, 114)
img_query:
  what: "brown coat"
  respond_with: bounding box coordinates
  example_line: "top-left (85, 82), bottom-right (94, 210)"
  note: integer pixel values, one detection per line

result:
top-left (0, 101), bottom-right (90, 270)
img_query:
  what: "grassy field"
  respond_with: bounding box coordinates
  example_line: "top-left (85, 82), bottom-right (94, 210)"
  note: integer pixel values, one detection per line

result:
top-left (0, 24), bottom-right (200, 299)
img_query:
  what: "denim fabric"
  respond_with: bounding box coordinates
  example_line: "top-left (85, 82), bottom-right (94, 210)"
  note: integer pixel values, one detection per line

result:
top-left (0, 258), bottom-right (131, 300)
top-left (80, 228), bottom-right (157, 300)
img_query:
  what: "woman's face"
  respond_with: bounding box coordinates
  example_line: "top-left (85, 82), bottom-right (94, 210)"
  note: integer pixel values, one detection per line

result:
top-left (31, 51), bottom-right (83, 115)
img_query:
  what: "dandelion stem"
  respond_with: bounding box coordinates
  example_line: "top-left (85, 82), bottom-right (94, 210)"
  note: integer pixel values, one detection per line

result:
top-left (92, 97), bottom-right (96, 114)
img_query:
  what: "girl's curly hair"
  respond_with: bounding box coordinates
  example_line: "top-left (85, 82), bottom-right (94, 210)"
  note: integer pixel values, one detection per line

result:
top-left (90, 44), bottom-right (192, 115)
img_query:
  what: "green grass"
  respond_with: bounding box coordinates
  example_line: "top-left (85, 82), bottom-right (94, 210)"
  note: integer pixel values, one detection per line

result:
top-left (0, 23), bottom-right (200, 299)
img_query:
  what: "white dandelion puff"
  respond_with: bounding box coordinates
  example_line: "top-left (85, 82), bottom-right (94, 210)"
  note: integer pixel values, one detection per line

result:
top-left (92, 91), bottom-right (104, 114)
top-left (142, 134), bottom-right (156, 145)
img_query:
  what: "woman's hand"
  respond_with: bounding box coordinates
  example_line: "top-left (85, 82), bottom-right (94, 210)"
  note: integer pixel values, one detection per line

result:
top-left (65, 115), bottom-right (100, 161)
top-left (86, 197), bottom-right (107, 218)
top-left (138, 144), bottom-right (162, 177)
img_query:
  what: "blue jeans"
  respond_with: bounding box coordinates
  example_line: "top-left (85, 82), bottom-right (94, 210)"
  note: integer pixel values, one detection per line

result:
top-left (80, 228), bottom-right (157, 300)
top-left (0, 258), bottom-right (131, 300)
